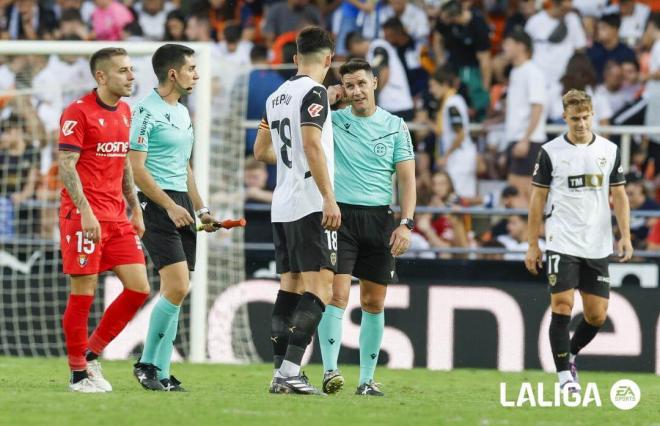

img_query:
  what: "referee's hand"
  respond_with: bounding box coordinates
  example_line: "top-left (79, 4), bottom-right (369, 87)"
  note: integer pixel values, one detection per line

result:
top-left (390, 226), bottom-right (411, 257)
top-left (525, 243), bottom-right (543, 275)
top-left (167, 204), bottom-right (195, 228)
top-left (322, 198), bottom-right (341, 231)
top-left (199, 213), bottom-right (220, 233)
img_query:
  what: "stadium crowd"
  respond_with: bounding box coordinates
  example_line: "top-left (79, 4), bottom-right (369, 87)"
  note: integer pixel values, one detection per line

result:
top-left (1, 0), bottom-right (660, 258)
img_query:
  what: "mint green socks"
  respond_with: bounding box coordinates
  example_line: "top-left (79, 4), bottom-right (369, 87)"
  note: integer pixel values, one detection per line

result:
top-left (141, 296), bottom-right (180, 369)
top-left (317, 304), bottom-right (344, 371)
top-left (359, 310), bottom-right (384, 385)
top-left (156, 312), bottom-right (179, 380)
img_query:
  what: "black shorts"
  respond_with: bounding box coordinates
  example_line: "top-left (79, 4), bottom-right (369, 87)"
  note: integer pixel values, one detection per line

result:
top-left (507, 141), bottom-right (543, 176)
top-left (336, 203), bottom-right (397, 285)
top-left (546, 250), bottom-right (610, 299)
top-left (273, 212), bottom-right (337, 274)
top-left (139, 191), bottom-right (196, 271)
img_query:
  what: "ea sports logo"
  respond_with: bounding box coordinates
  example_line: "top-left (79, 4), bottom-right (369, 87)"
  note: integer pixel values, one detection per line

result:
top-left (610, 379), bottom-right (640, 410)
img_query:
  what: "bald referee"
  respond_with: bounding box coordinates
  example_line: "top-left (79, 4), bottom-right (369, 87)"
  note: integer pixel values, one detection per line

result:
top-left (318, 59), bottom-right (416, 396)
top-left (128, 44), bottom-right (218, 392)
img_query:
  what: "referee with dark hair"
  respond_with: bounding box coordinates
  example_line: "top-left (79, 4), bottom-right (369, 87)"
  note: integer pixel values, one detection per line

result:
top-left (128, 44), bottom-right (219, 392)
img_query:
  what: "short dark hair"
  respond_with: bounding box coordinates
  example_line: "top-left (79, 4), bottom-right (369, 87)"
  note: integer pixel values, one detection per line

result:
top-left (339, 58), bottom-right (372, 76)
top-left (345, 30), bottom-right (366, 52)
top-left (501, 185), bottom-right (519, 198)
top-left (296, 26), bottom-right (334, 56)
top-left (621, 57), bottom-right (640, 71)
top-left (60, 8), bottom-right (82, 23)
top-left (431, 66), bottom-right (456, 86)
top-left (505, 28), bottom-right (533, 55)
top-left (600, 12), bottom-right (622, 29)
top-left (440, 0), bottom-right (462, 17)
top-left (152, 43), bottom-right (195, 83)
top-left (382, 17), bottom-right (406, 33)
top-left (250, 44), bottom-right (268, 63)
top-left (223, 24), bottom-right (242, 44)
top-left (89, 47), bottom-right (128, 76)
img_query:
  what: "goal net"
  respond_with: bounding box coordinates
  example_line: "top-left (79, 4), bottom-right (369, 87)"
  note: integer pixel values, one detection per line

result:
top-left (0, 41), bottom-right (257, 363)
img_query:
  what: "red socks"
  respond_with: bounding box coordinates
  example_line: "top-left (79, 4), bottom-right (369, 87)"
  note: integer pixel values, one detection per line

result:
top-left (88, 288), bottom-right (149, 355)
top-left (62, 294), bottom-right (94, 371)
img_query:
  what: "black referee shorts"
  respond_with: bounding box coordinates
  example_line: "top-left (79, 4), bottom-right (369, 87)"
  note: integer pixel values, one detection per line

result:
top-left (139, 191), bottom-right (196, 271)
top-left (273, 212), bottom-right (337, 274)
top-left (336, 203), bottom-right (398, 285)
top-left (546, 250), bottom-right (610, 299)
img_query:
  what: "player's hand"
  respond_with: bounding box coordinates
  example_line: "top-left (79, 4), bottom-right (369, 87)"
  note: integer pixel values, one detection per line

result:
top-left (525, 243), bottom-right (543, 275)
top-left (199, 212), bottom-right (219, 233)
top-left (130, 210), bottom-right (145, 238)
top-left (617, 237), bottom-right (633, 262)
top-left (327, 84), bottom-right (345, 106)
top-left (512, 138), bottom-right (530, 159)
top-left (322, 198), bottom-right (341, 231)
top-left (81, 208), bottom-right (102, 243)
top-left (390, 225), bottom-right (411, 257)
top-left (166, 204), bottom-right (195, 228)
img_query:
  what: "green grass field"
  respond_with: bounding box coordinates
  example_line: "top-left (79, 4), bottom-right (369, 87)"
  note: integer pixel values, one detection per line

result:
top-left (0, 357), bottom-right (658, 426)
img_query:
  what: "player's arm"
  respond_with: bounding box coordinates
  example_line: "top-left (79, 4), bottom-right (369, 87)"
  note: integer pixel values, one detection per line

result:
top-left (128, 107), bottom-right (193, 228)
top-left (121, 159), bottom-right (144, 237)
top-left (439, 107), bottom-right (466, 167)
top-left (300, 87), bottom-right (340, 231)
top-left (254, 112), bottom-right (276, 164)
top-left (526, 148), bottom-right (552, 274)
top-left (186, 162), bottom-right (219, 232)
top-left (370, 47), bottom-right (390, 89)
top-left (610, 148), bottom-right (632, 261)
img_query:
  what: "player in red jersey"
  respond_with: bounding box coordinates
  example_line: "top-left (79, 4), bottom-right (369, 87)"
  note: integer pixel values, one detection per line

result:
top-left (59, 48), bottom-right (150, 393)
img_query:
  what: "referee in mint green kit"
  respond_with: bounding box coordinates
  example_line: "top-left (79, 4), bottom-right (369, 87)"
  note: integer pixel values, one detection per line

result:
top-left (318, 59), bottom-right (416, 396)
top-left (128, 44), bottom-right (218, 392)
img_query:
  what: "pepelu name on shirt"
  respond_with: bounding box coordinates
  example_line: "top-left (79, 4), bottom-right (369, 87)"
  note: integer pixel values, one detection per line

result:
top-left (272, 93), bottom-right (292, 108)
top-left (96, 141), bottom-right (129, 157)
top-left (568, 174), bottom-right (603, 190)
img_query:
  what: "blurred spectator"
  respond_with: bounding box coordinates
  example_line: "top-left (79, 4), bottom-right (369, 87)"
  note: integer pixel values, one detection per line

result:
top-left (378, 0), bottom-right (429, 46)
top-left (244, 156), bottom-right (273, 243)
top-left (496, 214), bottom-right (544, 261)
top-left (54, 0), bottom-right (95, 26)
top-left (5, 0), bottom-right (58, 40)
top-left (164, 9), bottom-right (186, 41)
top-left (382, 17), bottom-right (427, 97)
top-left (185, 12), bottom-right (213, 41)
top-left (262, 0), bottom-right (322, 46)
top-left (204, 0), bottom-right (256, 41)
top-left (215, 23), bottom-right (253, 65)
top-left (434, 0), bottom-right (491, 118)
top-left (333, 0), bottom-right (375, 57)
top-left (504, 0), bottom-right (537, 36)
top-left (345, 30), bottom-right (371, 59)
top-left (621, 58), bottom-right (644, 99)
top-left (57, 8), bottom-right (90, 40)
top-left (573, 0), bottom-right (609, 18)
top-left (0, 113), bottom-right (40, 236)
top-left (502, 29), bottom-right (546, 200)
top-left (595, 61), bottom-right (635, 115)
top-left (487, 185), bottom-right (526, 239)
top-left (587, 12), bottom-right (637, 82)
top-left (645, 13), bottom-right (660, 150)
top-left (525, 0), bottom-right (587, 110)
top-left (134, 0), bottom-right (175, 41)
top-left (415, 171), bottom-right (469, 258)
top-left (428, 67), bottom-right (477, 197)
top-left (615, 0), bottom-right (652, 47)
top-left (549, 52), bottom-right (612, 125)
top-left (626, 174), bottom-right (660, 248)
top-left (367, 36), bottom-right (414, 120)
top-left (647, 219), bottom-right (660, 250)
top-left (91, 0), bottom-right (134, 41)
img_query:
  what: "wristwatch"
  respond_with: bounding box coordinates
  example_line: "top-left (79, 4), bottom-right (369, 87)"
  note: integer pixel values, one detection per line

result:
top-left (400, 218), bottom-right (414, 230)
top-left (195, 207), bottom-right (210, 218)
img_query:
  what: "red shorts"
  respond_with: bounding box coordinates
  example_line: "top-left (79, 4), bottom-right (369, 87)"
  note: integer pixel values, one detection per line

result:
top-left (60, 218), bottom-right (145, 275)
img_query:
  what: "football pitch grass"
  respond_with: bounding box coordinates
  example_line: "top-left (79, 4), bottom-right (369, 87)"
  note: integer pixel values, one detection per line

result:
top-left (0, 357), bottom-right (658, 426)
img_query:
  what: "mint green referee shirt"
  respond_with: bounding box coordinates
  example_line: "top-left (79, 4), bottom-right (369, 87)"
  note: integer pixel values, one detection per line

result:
top-left (129, 89), bottom-right (194, 192)
top-left (333, 106), bottom-right (414, 206)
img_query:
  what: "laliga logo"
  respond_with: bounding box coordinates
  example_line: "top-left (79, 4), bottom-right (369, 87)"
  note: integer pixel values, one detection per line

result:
top-left (500, 382), bottom-right (601, 408)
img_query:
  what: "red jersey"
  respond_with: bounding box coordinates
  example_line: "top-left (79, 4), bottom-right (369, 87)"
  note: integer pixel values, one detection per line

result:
top-left (59, 90), bottom-right (132, 222)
